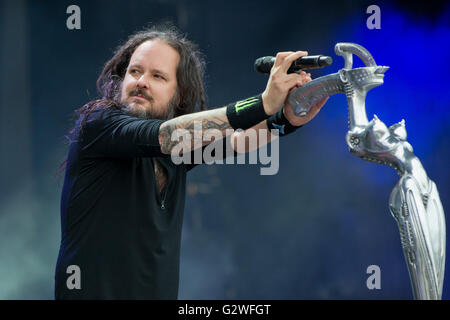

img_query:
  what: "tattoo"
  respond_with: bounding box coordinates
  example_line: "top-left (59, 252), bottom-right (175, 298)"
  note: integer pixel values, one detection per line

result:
top-left (153, 159), bottom-right (168, 194)
top-left (158, 107), bottom-right (232, 154)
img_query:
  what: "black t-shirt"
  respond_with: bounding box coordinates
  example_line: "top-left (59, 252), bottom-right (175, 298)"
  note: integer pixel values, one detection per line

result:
top-left (55, 107), bottom-right (191, 299)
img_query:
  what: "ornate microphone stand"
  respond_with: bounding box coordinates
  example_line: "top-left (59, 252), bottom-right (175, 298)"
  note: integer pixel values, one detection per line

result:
top-left (288, 43), bottom-right (446, 300)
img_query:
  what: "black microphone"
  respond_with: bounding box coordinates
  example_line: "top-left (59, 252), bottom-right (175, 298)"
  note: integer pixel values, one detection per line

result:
top-left (254, 55), bottom-right (333, 74)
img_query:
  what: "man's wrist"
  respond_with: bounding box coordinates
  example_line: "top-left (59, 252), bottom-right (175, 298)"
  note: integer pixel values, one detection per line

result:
top-left (261, 92), bottom-right (276, 116)
top-left (266, 107), bottom-right (302, 136)
top-left (225, 94), bottom-right (269, 130)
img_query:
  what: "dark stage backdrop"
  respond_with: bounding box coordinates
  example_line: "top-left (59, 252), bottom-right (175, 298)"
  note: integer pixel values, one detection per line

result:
top-left (0, 0), bottom-right (449, 299)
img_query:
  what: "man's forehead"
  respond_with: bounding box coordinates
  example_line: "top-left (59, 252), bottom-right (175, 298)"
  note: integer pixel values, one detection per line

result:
top-left (129, 39), bottom-right (179, 73)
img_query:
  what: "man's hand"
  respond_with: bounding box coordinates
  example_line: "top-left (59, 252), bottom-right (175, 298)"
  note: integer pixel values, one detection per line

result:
top-left (261, 51), bottom-right (312, 116)
top-left (283, 83), bottom-right (329, 126)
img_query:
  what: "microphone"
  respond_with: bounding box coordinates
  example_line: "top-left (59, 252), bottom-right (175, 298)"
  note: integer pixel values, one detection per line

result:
top-left (254, 55), bottom-right (333, 74)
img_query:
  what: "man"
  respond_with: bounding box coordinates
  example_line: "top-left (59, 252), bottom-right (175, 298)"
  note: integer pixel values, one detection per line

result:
top-left (55, 24), bottom-right (327, 299)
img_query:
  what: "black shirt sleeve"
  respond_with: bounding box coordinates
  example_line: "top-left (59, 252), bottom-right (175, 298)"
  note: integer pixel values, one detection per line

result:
top-left (78, 107), bottom-right (166, 158)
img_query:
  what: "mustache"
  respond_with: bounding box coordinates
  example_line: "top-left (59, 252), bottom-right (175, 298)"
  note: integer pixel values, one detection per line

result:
top-left (129, 88), bottom-right (154, 102)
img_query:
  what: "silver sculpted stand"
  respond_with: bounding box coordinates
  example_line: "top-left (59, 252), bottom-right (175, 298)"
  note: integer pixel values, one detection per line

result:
top-left (289, 43), bottom-right (446, 299)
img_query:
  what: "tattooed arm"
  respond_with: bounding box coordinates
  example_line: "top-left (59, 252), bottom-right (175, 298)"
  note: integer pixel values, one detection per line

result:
top-left (158, 50), bottom-right (319, 155)
top-left (158, 107), bottom-right (231, 155)
top-left (158, 96), bottom-right (326, 156)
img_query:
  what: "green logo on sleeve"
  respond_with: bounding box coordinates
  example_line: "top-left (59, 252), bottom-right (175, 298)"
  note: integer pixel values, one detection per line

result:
top-left (234, 96), bottom-right (260, 113)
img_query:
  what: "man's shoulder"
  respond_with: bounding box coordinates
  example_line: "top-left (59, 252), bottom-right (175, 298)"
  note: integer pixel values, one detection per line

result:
top-left (85, 105), bottom-right (124, 121)
top-left (77, 106), bottom-right (132, 133)
top-left (71, 105), bottom-right (124, 141)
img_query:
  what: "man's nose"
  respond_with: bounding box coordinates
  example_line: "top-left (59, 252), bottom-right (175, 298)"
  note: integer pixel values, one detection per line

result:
top-left (136, 74), bottom-right (149, 89)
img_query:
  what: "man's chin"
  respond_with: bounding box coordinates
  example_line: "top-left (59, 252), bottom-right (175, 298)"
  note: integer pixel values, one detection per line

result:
top-left (121, 97), bottom-right (175, 120)
top-left (123, 102), bottom-right (151, 119)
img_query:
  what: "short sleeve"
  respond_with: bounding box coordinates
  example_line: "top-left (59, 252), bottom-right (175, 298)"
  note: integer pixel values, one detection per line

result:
top-left (78, 107), bottom-right (166, 158)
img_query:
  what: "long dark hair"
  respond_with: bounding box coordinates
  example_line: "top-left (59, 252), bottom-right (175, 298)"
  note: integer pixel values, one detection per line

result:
top-left (58, 23), bottom-right (207, 176)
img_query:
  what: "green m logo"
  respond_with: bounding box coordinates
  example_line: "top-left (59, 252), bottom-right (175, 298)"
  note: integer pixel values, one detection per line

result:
top-left (235, 96), bottom-right (260, 113)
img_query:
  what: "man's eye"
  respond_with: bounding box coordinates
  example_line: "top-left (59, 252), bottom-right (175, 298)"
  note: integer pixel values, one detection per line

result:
top-left (154, 74), bottom-right (165, 80)
top-left (130, 69), bottom-right (139, 74)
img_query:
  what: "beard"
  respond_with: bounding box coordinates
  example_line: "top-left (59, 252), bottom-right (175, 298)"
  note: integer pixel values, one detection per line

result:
top-left (120, 88), bottom-right (178, 121)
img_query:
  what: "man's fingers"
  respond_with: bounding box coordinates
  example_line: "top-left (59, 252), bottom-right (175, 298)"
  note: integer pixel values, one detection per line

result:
top-left (310, 97), bottom-right (329, 113)
top-left (273, 51), bottom-right (294, 67)
top-left (285, 72), bottom-right (311, 88)
top-left (302, 97), bottom-right (329, 120)
top-left (264, 50), bottom-right (310, 114)
top-left (316, 97), bottom-right (329, 108)
top-left (273, 50), bottom-right (308, 70)
top-left (279, 51), bottom-right (308, 73)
